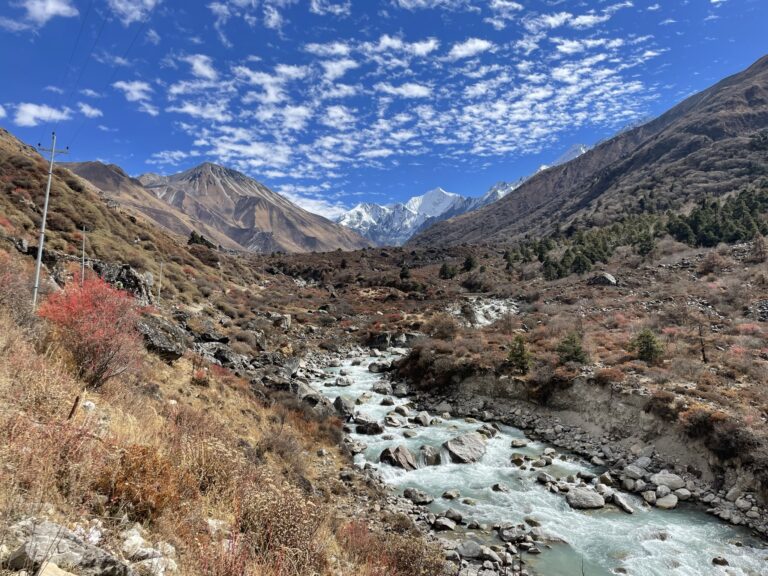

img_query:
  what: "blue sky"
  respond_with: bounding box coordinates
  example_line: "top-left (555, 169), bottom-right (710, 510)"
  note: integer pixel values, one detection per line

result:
top-left (1, 0), bottom-right (766, 218)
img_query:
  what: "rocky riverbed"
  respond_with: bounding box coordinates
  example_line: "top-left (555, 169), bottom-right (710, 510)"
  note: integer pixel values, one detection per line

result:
top-left (302, 346), bottom-right (768, 576)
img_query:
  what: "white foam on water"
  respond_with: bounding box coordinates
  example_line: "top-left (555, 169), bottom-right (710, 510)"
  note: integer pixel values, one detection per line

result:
top-left (316, 354), bottom-right (768, 576)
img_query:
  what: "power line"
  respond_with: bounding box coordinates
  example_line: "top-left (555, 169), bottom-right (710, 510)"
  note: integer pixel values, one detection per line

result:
top-left (38, 0), bottom-right (95, 137)
top-left (66, 18), bottom-right (150, 149)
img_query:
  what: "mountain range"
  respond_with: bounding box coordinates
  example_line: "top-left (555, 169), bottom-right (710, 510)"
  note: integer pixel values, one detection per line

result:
top-left (411, 55), bottom-right (768, 248)
top-left (67, 162), bottom-right (370, 254)
top-left (336, 184), bottom-right (517, 246)
top-left (336, 142), bottom-right (592, 246)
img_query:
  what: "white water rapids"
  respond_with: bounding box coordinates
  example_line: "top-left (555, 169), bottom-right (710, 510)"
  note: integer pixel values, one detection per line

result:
top-left (313, 352), bottom-right (768, 576)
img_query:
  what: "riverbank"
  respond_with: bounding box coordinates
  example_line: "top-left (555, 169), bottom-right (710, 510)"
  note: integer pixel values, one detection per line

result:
top-left (302, 345), bottom-right (768, 576)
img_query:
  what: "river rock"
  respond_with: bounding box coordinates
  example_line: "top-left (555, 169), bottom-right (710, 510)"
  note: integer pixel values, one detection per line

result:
top-left (650, 471), bottom-right (685, 491)
top-left (612, 492), bottom-right (635, 514)
top-left (443, 490), bottom-right (460, 500)
top-left (566, 488), bottom-right (605, 510)
top-left (333, 396), bottom-right (355, 419)
top-left (403, 487), bottom-right (434, 505)
top-left (712, 557), bottom-right (729, 566)
top-left (380, 445), bottom-right (417, 471)
top-left (510, 438), bottom-right (528, 448)
top-left (420, 445), bottom-right (442, 466)
top-left (642, 491), bottom-right (657, 505)
top-left (623, 465), bottom-right (645, 480)
top-left (394, 405), bottom-right (410, 416)
top-left (492, 483), bottom-right (510, 493)
top-left (655, 494), bottom-right (679, 510)
top-left (444, 432), bottom-right (487, 464)
top-left (433, 517), bottom-right (456, 531)
top-left (445, 508), bottom-right (463, 524)
top-left (356, 421), bottom-right (384, 435)
top-left (372, 381), bottom-right (393, 395)
top-left (456, 540), bottom-right (483, 559)
top-left (334, 376), bottom-right (353, 387)
top-left (415, 411), bottom-right (432, 426)
top-left (369, 362), bottom-right (390, 373)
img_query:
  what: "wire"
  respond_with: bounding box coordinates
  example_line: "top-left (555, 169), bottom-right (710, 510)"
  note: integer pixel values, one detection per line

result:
top-left (38, 0), bottom-right (94, 138)
top-left (66, 18), bottom-right (150, 150)
top-left (54, 9), bottom-right (108, 132)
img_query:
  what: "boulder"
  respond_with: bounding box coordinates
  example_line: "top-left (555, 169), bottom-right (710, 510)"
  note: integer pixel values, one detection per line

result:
top-left (333, 396), bottom-right (355, 419)
top-left (443, 432), bottom-right (487, 464)
top-left (566, 488), bottom-right (605, 510)
top-left (403, 487), bottom-right (433, 505)
top-left (334, 376), bottom-right (353, 387)
top-left (655, 494), bottom-right (679, 510)
top-left (380, 445), bottom-right (418, 471)
top-left (7, 519), bottom-right (135, 576)
top-left (357, 421), bottom-right (384, 435)
top-left (372, 381), bottom-right (393, 395)
top-left (433, 517), bottom-right (456, 531)
top-left (369, 362), bottom-right (390, 374)
top-left (442, 490), bottom-right (460, 500)
top-left (612, 493), bottom-right (635, 514)
top-left (93, 261), bottom-right (154, 305)
top-left (420, 445), bottom-right (442, 466)
top-left (587, 272), bottom-right (617, 286)
top-left (456, 540), bottom-right (483, 559)
top-left (137, 315), bottom-right (187, 362)
top-left (414, 411), bottom-right (432, 427)
top-left (650, 471), bottom-right (685, 491)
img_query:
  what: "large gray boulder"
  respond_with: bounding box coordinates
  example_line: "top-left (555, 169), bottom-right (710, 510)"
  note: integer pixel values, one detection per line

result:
top-left (403, 487), bottom-right (433, 505)
top-left (566, 488), bottom-right (605, 510)
top-left (587, 272), bottom-right (617, 286)
top-left (650, 471), bottom-right (685, 491)
top-left (420, 445), bottom-right (442, 466)
top-left (333, 396), bottom-right (355, 419)
top-left (443, 432), bottom-right (487, 464)
top-left (137, 315), bottom-right (187, 362)
top-left (6, 519), bottom-right (135, 575)
top-left (380, 445), bottom-right (418, 470)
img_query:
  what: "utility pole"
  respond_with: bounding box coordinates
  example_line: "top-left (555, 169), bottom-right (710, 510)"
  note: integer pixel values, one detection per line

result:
top-left (32, 132), bottom-right (68, 309)
top-left (157, 261), bottom-right (163, 305)
top-left (80, 223), bottom-right (86, 286)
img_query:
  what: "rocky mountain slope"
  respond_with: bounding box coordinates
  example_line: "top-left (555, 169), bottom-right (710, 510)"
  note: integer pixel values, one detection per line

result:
top-left (71, 161), bottom-right (369, 253)
top-left (65, 161), bottom-right (242, 250)
top-left (411, 55), bottom-right (768, 247)
top-left (337, 184), bottom-right (519, 246)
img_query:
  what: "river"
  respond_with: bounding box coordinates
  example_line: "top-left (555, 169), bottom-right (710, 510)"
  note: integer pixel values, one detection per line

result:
top-left (312, 350), bottom-right (768, 576)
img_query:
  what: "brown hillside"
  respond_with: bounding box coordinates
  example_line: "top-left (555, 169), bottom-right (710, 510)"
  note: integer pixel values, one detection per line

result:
top-left (411, 55), bottom-right (768, 247)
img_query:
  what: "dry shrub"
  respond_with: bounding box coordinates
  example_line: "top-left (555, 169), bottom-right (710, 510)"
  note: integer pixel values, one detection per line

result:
top-left (0, 250), bottom-right (38, 330)
top-left (38, 276), bottom-right (143, 389)
top-left (337, 521), bottom-right (447, 576)
top-left (240, 473), bottom-right (327, 574)
top-left (180, 436), bottom-right (246, 495)
top-left (698, 251), bottom-right (728, 275)
top-left (594, 367), bottom-right (625, 386)
top-left (644, 390), bottom-right (679, 421)
top-left (198, 533), bottom-right (255, 576)
top-left (95, 444), bottom-right (197, 522)
top-left (424, 313), bottom-right (459, 340)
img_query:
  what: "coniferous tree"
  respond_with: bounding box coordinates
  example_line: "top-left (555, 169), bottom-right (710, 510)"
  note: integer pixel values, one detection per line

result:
top-left (508, 335), bottom-right (531, 375)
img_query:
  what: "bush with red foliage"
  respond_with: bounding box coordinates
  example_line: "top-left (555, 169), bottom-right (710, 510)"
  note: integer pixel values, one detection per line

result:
top-left (38, 276), bottom-right (143, 388)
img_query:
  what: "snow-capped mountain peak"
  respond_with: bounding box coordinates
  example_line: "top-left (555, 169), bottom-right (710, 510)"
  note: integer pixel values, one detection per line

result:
top-left (403, 187), bottom-right (463, 217)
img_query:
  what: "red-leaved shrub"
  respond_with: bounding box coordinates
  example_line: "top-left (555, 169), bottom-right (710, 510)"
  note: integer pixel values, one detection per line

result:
top-left (38, 276), bottom-right (143, 388)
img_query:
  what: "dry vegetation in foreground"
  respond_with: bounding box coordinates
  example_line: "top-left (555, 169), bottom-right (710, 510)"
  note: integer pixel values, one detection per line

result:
top-left (0, 246), bottom-right (447, 576)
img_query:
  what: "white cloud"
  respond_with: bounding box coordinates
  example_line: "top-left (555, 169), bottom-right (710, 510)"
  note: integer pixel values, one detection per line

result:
top-left (0, 0), bottom-right (77, 30)
top-left (320, 58), bottom-right (358, 81)
top-left (305, 41), bottom-right (351, 56)
top-left (113, 80), bottom-right (153, 102)
top-left (80, 88), bottom-right (102, 98)
top-left (78, 102), bottom-right (103, 118)
top-left (276, 184), bottom-right (349, 219)
top-left (21, 0), bottom-right (77, 25)
top-left (0, 105), bottom-right (6, 119)
top-left (447, 37), bottom-right (494, 60)
top-left (181, 54), bottom-right (218, 81)
top-left (13, 103), bottom-right (71, 127)
top-left (375, 82), bottom-right (432, 98)
top-left (168, 100), bottom-right (232, 122)
top-left (107, 0), bottom-right (160, 25)
top-left (263, 5), bottom-right (283, 29)
top-left (147, 150), bottom-right (193, 166)
top-left (146, 28), bottom-right (161, 44)
top-left (310, 0), bottom-right (351, 16)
